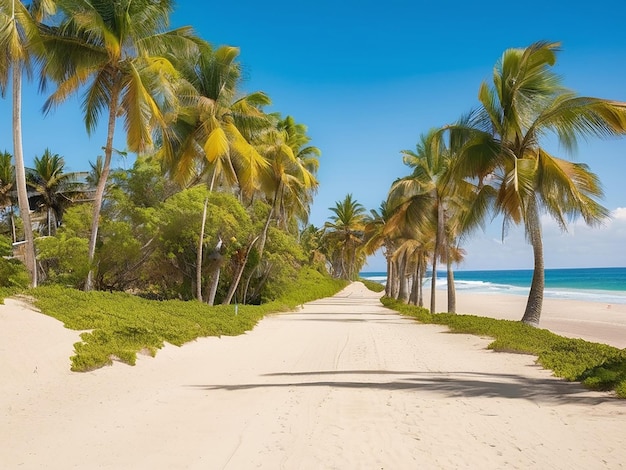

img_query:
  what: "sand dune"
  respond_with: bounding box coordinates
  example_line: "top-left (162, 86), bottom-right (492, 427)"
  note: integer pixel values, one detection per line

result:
top-left (1, 285), bottom-right (624, 469)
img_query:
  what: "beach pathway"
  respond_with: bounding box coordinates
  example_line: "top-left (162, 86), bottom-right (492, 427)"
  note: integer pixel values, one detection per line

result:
top-left (1, 283), bottom-right (624, 469)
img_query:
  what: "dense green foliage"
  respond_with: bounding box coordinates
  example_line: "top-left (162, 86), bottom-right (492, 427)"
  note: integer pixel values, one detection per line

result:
top-left (0, 235), bottom-right (30, 289)
top-left (381, 297), bottom-right (626, 399)
top-left (30, 268), bottom-right (347, 372)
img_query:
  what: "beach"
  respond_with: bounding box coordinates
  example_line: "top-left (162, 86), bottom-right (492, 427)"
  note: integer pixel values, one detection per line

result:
top-left (1, 284), bottom-right (625, 469)
top-left (446, 290), bottom-right (626, 349)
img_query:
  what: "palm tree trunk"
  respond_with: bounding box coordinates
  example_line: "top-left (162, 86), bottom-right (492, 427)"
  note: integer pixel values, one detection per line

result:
top-left (12, 63), bottom-right (37, 287)
top-left (417, 260), bottom-right (424, 307)
top-left (390, 257), bottom-right (399, 299)
top-left (257, 182), bottom-right (282, 261)
top-left (521, 200), bottom-right (544, 326)
top-left (10, 212), bottom-right (16, 243)
top-left (85, 86), bottom-right (120, 291)
top-left (206, 266), bottom-right (221, 305)
top-left (409, 258), bottom-right (419, 305)
top-left (430, 202), bottom-right (444, 313)
top-left (418, 252), bottom-right (425, 307)
top-left (384, 252), bottom-right (393, 297)
top-left (196, 197), bottom-right (208, 301)
top-left (446, 257), bottom-right (456, 313)
top-left (397, 251), bottom-right (409, 302)
top-left (222, 236), bottom-right (260, 305)
top-left (206, 238), bottom-right (224, 305)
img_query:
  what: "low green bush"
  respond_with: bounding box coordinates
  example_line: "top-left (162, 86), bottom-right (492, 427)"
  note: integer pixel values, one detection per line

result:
top-left (381, 296), bottom-right (626, 398)
top-left (359, 278), bottom-right (385, 293)
top-left (29, 268), bottom-right (347, 372)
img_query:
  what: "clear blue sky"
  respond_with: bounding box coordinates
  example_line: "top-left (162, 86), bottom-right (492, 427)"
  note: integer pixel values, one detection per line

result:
top-left (2, 0), bottom-right (625, 271)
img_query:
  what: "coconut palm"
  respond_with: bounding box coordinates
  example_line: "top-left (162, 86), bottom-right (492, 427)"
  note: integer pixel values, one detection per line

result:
top-left (255, 114), bottom-right (319, 257)
top-left (239, 115), bottom-right (320, 304)
top-left (363, 200), bottom-right (399, 297)
top-left (160, 43), bottom-right (270, 302)
top-left (457, 41), bottom-right (626, 325)
top-left (0, 0), bottom-right (54, 286)
top-left (40, 0), bottom-right (199, 290)
top-left (388, 129), bottom-right (452, 313)
top-left (323, 194), bottom-right (367, 280)
top-left (163, 43), bottom-right (271, 190)
top-left (26, 148), bottom-right (83, 236)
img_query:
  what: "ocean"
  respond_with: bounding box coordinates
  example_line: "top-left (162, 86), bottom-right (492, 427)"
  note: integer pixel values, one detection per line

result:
top-left (360, 267), bottom-right (626, 305)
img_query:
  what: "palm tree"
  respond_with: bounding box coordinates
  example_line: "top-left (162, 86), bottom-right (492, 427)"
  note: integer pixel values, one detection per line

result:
top-left (161, 43), bottom-right (270, 303)
top-left (457, 41), bottom-right (626, 325)
top-left (255, 114), bottom-right (319, 258)
top-left (163, 43), bottom-right (270, 190)
top-left (26, 148), bottom-right (82, 236)
top-left (388, 129), bottom-right (452, 313)
top-left (0, 0), bottom-right (54, 286)
top-left (363, 200), bottom-right (398, 297)
top-left (40, 0), bottom-right (199, 290)
top-left (240, 114), bottom-right (320, 304)
top-left (323, 194), bottom-right (367, 280)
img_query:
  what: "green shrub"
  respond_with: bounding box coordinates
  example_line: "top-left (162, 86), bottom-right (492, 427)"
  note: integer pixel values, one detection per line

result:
top-left (359, 278), bottom-right (385, 293)
top-left (382, 296), bottom-right (626, 399)
top-left (28, 268), bottom-right (347, 372)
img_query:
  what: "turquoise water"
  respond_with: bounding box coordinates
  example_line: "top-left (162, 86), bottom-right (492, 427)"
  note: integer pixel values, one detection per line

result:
top-left (361, 267), bottom-right (626, 305)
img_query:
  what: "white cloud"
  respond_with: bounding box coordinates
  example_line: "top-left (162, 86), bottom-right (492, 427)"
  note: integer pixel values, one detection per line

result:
top-left (460, 209), bottom-right (626, 270)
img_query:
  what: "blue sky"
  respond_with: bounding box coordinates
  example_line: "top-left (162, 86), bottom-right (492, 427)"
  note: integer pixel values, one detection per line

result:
top-left (2, 0), bottom-right (626, 271)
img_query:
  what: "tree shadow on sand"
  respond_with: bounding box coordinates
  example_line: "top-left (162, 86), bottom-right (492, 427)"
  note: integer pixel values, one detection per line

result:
top-left (188, 369), bottom-right (618, 405)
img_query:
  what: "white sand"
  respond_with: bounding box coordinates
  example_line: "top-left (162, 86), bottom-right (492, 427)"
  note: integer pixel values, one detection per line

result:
top-left (444, 290), bottom-right (626, 349)
top-left (1, 285), bottom-right (625, 469)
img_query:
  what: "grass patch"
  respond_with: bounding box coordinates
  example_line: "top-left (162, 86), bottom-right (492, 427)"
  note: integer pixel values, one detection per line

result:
top-left (381, 297), bottom-right (626, 399)
top-left (27, 268), bottom-right (348, 372)
top-left (359, 278), bottom-right (385, 293)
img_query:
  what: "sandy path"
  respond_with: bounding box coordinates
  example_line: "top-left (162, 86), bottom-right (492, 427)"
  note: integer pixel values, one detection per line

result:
top-left (1, 284), bottom-right (625, 469)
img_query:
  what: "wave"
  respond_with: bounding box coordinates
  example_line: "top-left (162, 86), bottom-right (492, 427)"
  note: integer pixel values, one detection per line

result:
top-left (360, 274), bottom-right (626, 305)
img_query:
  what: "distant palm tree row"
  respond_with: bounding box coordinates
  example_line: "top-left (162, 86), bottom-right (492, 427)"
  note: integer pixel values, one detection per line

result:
top-left (324, 42), bottom-right (626, 326)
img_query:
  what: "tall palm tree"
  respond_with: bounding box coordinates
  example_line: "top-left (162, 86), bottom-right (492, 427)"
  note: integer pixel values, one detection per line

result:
top-left (457, 41), bottom-right (626, 325)
top-left (26, 148), bottom-right (82, 236)
top-left (163, 43), bottom-right (270, 190)
top-left (239, 114), bottom-right (320, 304)
top-left (388, 129), bottom-right (452, 313)
top-left (161, 43), bottom-right (270, 302)
top-left (0, 0), bottom-right (54, 286)
top-left (40, 0), bottom-right (199, 290)
top-left (255, 114), bottom-right (319, 258)
top-left (323, 194), bottom-right (367, 280)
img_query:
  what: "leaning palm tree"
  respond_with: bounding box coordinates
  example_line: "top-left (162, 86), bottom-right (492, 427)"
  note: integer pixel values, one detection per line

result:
top-left (0, 0), bottom-right (54, 286)
top-left (457, 41), bottom-right (626, 325)
top-left (40, 0), bottom-right (199, 290)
